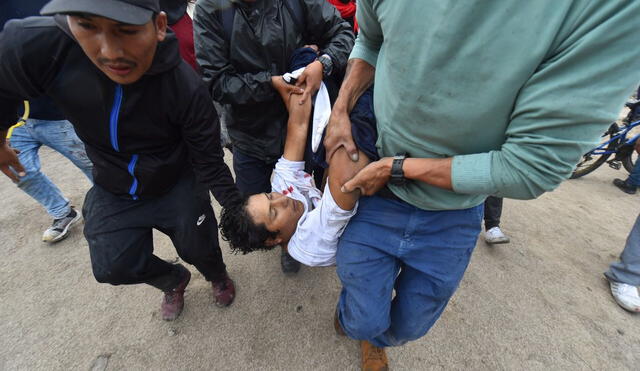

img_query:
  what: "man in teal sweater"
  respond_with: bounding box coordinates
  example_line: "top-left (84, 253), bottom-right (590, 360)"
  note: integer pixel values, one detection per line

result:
top-left (325, 1), bottom-right (640, 369)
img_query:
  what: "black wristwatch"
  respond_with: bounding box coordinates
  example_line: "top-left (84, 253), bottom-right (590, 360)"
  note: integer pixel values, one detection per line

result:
top-left (390, 153), bottom-right (407, 186)
top-left (317, 54), bottom-right (333, 78)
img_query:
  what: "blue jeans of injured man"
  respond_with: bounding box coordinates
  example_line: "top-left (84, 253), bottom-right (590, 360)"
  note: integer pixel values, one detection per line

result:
top-left (336, 195), bottom-right (483, 348)
top-left (9, 119), bottom-right (93, 219)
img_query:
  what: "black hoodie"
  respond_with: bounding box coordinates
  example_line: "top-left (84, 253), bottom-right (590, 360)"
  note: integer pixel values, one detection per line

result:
top-left (0, 16), bottom-right (239, 206)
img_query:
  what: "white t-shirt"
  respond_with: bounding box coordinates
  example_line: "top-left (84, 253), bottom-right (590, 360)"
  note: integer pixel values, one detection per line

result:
top-left (271, 157), bottom-right (357, 266)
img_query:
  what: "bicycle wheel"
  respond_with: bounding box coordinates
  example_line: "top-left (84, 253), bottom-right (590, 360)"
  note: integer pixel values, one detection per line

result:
top-left (570, 151), bottom-right (611, 179)
top-left (570, 134), bottom-right (617, 179)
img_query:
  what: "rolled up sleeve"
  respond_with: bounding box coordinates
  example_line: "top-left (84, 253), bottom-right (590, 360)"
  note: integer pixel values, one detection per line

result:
top-left (452, 1), bottom-right (640, 199)
top-left (348, 0), bottom-right (381, 67)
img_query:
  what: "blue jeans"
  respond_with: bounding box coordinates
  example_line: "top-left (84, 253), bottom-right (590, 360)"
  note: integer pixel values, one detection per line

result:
top-left (605, 213), bottom-right (640, 286)
top-left (9, 119), bottom-right (93, 219)
top-left (626, 157), bottom-right (640, 186)
top-left (336, 195), bottom-right (483, 348)
top-left (232, 148), bottom-right (275, 195)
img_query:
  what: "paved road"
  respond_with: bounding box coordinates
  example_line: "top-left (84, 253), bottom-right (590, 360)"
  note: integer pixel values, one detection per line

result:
top-left (0, 148), bottom-right (638, 370)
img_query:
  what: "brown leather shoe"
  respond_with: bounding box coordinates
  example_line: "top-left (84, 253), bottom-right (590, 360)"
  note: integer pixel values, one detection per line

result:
top-left (211, 272), bottom-right (236, 307)
top-left (360, 341), bottom-right (389, 371)
top-left (161, 267), bottom-right (191, 321)
top-left (334, 310), bottom-right (346, 337)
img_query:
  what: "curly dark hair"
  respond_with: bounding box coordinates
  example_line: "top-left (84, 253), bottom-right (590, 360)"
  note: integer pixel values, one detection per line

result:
top-left (219, 195), bottom-right (279, 254)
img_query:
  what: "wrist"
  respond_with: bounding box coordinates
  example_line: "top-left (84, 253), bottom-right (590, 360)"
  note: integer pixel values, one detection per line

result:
top-left (381, 157), bottom-right (393, 175)
top-left (389, 153), bottom-right (408, 186)
top-left (333, 96), bottom-right (351, 114)
top-left (317, 54), bottom-right (333, 77)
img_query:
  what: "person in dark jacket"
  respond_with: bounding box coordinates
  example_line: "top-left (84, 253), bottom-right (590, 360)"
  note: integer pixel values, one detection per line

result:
top-left (0, 0), bottom-right (241, 321)
top-left (193, 0), bottom-right (354, 273)
top-left (1, 0), bottom-right (93, 244)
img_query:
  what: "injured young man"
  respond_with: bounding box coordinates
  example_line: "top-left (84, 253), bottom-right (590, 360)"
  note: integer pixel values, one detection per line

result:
top-left (220, 47), bottom-right (377, 266)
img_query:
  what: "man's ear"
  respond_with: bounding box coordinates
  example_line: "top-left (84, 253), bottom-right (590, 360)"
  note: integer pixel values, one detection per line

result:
top-left (264, 236), bottom-right (283, 247)
top-left (155, 11), bottom-right (168, 41)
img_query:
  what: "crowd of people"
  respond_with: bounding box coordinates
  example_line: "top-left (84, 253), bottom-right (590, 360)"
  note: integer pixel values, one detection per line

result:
top-left (1, 0), bottom-right (640, 370)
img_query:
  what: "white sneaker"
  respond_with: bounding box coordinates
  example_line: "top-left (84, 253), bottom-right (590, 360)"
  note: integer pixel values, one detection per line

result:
top-left (42, 207), bottom-right (81, 243)
top-left (484, 226), bottom-right (510, 244)
top-left (609, 281), bottom-right (640, 312)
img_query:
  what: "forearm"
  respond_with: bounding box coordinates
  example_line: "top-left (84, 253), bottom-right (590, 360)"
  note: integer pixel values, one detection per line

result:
top-left (0, 130), bottom-right (7, 145)
top-left (380, 157), bottom-right (453, 190)
top-left (282, 92), bottom-right (312, 161)
top-left (403, 157), bottom-right (453, 190)
top-left (333, 59), bottom-right (374, 114)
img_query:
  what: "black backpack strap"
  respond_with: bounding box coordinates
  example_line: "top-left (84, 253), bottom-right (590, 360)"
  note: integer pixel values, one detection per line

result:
top-left (218, 1), bottom-right (236, 44)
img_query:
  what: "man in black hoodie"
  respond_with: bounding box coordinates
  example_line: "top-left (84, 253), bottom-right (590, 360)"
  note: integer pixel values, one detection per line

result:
top-left (0, 0), bottom-right (240, 321)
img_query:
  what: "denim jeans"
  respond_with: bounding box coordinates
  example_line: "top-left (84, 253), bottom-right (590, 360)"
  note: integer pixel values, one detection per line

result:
top-left (606, 213), bottom-right (640, 286)
top-left (232, 148), bottom-right (275, 195)
top-left (9, 119), bottom-right (93, 219)
top-left (626, 157), bottom-right (640, 186)
top-left (336, 195), bottom-right (483, 348)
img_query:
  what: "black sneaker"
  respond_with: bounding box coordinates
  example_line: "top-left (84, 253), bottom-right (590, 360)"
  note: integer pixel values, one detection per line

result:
top-left (42, 207), bottom-right (81, 243)
top-left (280, 248), bottom-right (301, 274)
top-left (613, 178), bottom-right (637, 195)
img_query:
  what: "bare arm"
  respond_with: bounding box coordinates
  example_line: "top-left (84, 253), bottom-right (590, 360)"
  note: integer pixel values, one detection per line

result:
top-left (327, 147), bottom-right (370, 210)
top-left (340, 157), bottom-right (453, 196)
top-left (282, 87), bottom-right (313, 161)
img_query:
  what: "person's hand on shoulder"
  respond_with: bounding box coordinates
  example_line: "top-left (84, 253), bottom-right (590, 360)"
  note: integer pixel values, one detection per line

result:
top-left (324, 108), bottom-right (358, 163)
top-left (341, 157), bottom-right (393, 196)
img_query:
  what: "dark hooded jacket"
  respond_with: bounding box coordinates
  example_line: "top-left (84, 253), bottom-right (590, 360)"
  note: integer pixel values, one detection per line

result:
top-left (1, 0), bottom-right (66, 120)
top-left (0, 16), bottom-right (239, 206)
top-left (193, 0), bottom-right (354, 162)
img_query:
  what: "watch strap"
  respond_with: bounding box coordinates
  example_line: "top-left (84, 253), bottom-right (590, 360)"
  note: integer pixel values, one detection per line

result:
top-left (390, 153), bottom-right (407, 185)
top-left (317, 54), bottom-right (333, 77)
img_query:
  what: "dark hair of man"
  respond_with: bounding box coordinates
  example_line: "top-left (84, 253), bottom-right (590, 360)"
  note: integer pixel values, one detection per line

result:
top-left (219, 195), bottom-right (279, 254)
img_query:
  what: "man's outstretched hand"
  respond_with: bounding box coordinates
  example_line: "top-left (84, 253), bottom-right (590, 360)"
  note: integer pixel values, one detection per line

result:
top-left (0, 142), bottom-right (25, 182)
top-left (341, 157), bottom-right (392, 196)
